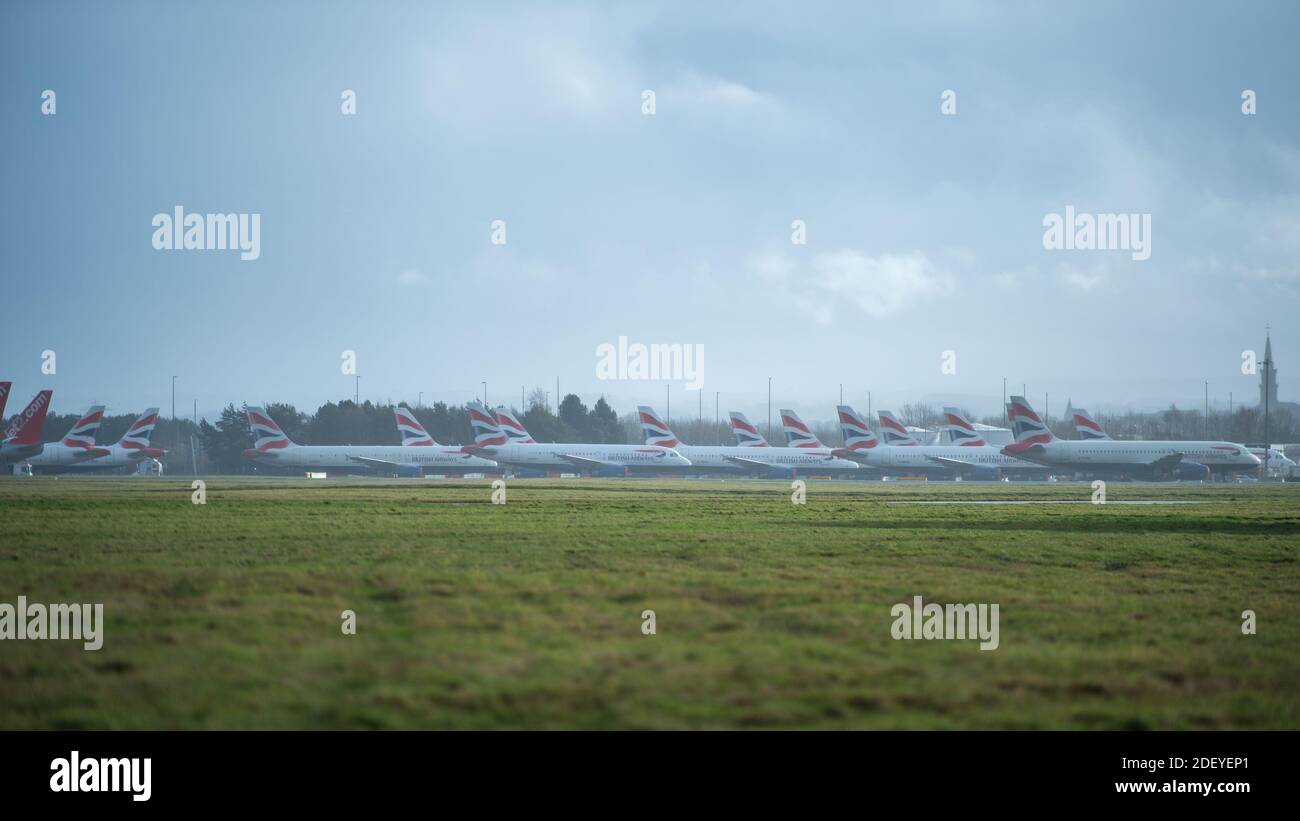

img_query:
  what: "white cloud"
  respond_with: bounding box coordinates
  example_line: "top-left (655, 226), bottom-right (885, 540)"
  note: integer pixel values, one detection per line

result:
top-left (396, 269), bottom-right (426, 286)
top-left (754, 249), bottom-right (954, 322)
top-left (1057, 264), bottom-right (1108, 293)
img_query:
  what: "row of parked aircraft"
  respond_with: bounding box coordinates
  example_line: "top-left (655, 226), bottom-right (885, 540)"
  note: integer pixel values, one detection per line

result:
top-left (0, 382), bottom-right (165, 472)
top-left (238, 395), bottom-right (1263, 481)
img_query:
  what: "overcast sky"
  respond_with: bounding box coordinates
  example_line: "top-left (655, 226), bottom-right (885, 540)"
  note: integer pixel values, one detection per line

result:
top-left (2, 0), bottom-right (1297, 424)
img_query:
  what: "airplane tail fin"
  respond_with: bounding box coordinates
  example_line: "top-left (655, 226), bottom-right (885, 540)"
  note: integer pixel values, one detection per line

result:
top-left (1006, 396), bottom-right (1056, 451)
top-left (493, 406), bottom-right (536, 444)
top-left (466, 400), bottom-right (507, 447)
top-left (941, 407), bottom-right (986, 446)
top-left (836, 405), bottom-right (879, 450)
top-left (4, 390), bottom-right (53, 445)
top-left (395, 404), bottom-right (437, 446)
top-left (637, 406), bottom-right (681, 447)
top-left (63, 405), bottom-right (106, 449)
top-left (728, 411), bottom-right (769, 447)
top-left (0, 382), bottom-right (11, 424)
top-left (246, 406), bottom-right (294, 451)
top-left (877, 411), bottom-right (919, 446)
top-left (779, 408), bottom-right (823, 448)
top-left (118, 407), bottom-right (163, 455)
top-left (1071, 408), bottom-right (1110, 440)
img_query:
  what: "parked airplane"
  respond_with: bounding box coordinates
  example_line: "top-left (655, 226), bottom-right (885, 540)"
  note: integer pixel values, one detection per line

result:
top-left (464, 400), bottom-right (691, 475)
top-left (243, 406), bottom-right (498, 475)
top-left (1, 390), bottom-right (53, 465)
top-left (640, 406), bottom-right (861, 477)
top-left (832, 405), bottom-right (1045, 480)
top-left (26, 407), bottom-right (168, 472)
top-left (1053, 401), bottom-right (1261, 477)
top-left (21, 405), bottom-right (110, 468)
top-left (0, 381), bottom-right (10, 424)
top-left (1002, 396), bottom-right (1257, 479)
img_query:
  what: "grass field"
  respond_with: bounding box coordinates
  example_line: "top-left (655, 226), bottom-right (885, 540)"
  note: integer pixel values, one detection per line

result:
top-left (1, 476), bottom-right (1297, 729)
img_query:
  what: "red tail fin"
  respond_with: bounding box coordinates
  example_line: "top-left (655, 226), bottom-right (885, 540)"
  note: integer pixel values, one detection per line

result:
top-left (5, 390), bottom-right (53, 445)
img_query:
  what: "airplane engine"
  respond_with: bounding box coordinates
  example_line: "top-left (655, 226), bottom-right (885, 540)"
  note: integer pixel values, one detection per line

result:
top-left (394, 464), bottom-right (425, 478)
top-left (1176, 461), bottom-right (1211, 481)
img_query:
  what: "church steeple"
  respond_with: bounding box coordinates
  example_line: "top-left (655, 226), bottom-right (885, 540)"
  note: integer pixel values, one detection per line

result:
top-left (1260, 326), bottom-right (1278, 407)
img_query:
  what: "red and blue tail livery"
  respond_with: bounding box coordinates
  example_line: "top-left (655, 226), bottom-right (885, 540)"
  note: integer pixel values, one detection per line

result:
top-left (395, 405), bottom-right (436, 446)
top-left (467, 401), bottom-right (507, 447)
top-left (637, 406), bottom-right (680, 447)
top-left (942, 407), bottom-right (986, 447)
top-left (877, 411), bottom-right (919, 446)
top-left (1004, 396), bottom-right (1055, 454)
top-left (728, 412), bottom-right (769, 447)
top-left (62, 405), bottom-right (106, 449)
top-left (779, 409), bottom-right (823, 448)
top-left (836, 405), bottom-right (878, 450)
top-left (1071, 408), bottom-right (1109, 440)
top-left (493, 406), bottom-right (536, 445)
top-left (247, 406), bottom-right (292, 452)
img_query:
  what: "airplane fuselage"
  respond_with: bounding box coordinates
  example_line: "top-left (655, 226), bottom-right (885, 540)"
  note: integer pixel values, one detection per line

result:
top-left (476, 443), bottom-right (689, 473)
top-left (245, 444), bottom-right (498, 473)
top-left (1005, 440), bottom-right (1259, 477)
top-left (843, 444), bottom-right (1045, 477)
top-left (676, 445), bottom-right (862, 474)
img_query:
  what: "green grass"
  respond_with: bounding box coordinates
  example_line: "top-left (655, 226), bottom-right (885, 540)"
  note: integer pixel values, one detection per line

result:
top-left (0, 476), bottom-right (1297, 729)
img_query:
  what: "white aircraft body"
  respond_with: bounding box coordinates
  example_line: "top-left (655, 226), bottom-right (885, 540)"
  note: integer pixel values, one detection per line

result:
top-left (1002, 396), bottom-right (1258, 479)
top-left (72, 408), bottom-right (167, 470)
top-left (466, 401), bottom-right (691, 474)
top-left (832, 406), bottom-right (1046, 479)
top-left (21, 405), bottom-right (111, 468)
top-left (243, 406), bottom-right (499, 475)
top-left (636, 406), bottom-right (861, 476)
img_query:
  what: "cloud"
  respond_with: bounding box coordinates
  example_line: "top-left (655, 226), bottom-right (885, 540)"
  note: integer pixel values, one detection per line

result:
top-left (755, 249), bottom-right (954, 322)
top-left (1057, 264), bottom-right (1108, 293)
top-left (396, 269), bottom-right (427, 286)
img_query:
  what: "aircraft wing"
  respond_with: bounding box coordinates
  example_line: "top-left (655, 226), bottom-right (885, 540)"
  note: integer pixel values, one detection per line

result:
top-left (721, 454), bottom-right (780, 472)
top-left (832, 448), bottom-right (872, 465)
top-left (926, 455), bottom-right (983, 472)
top-left (1148, 452), bottom-right (1184, 469)
top-left (346, 455), bottom-right (401, 470)
top-left (557, 453), bottom-right (621, 471)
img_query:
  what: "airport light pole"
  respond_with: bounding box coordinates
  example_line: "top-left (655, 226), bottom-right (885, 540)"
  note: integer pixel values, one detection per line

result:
top-left (715, 391), bottom-right (719, 445)
top-left (171, 375), bottom-right (177, 449)
top-left (1203, 380), bottom-right (1209, 439)
top-left (418, 391), bottom-right (423, 408)
top-left (767, 377), bottom-right (772, 441)
top-left (1263, 332), bottom-right (1272, 477)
